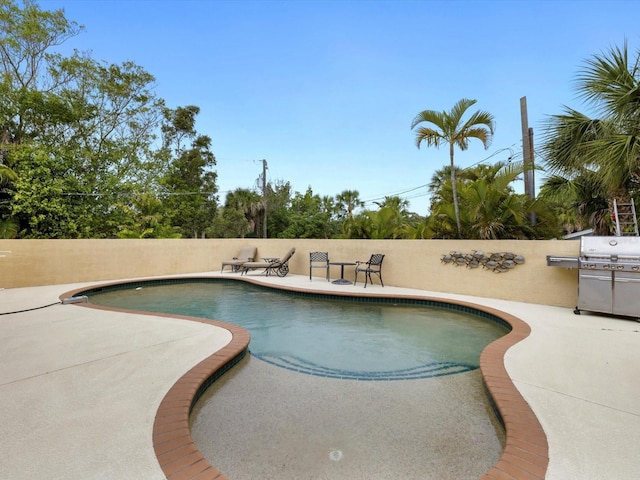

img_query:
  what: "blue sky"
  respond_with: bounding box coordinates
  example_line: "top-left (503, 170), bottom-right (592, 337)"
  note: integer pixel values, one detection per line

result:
top-left (39, 0), bottom-right (640, 214)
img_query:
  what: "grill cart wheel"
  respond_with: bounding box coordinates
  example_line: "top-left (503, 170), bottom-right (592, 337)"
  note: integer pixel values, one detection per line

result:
top-left (574, 307), bottom-right (581, 315)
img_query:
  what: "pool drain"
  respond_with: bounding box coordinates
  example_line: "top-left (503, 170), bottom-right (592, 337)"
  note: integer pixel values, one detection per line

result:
top-left (329, 450), bottom-right (343, 461)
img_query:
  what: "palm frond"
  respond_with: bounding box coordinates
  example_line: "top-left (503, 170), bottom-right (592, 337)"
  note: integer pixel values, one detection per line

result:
top-left (590, 133), bottom-right (640, 190)
top-left (541, 108), bottom-right (609, 173)
top-left (413, 126), bottom-right (444, 149)
top-left (577, 41), bottom-right (637, 117)
top-left (457, 127), bottom-right (492, 150)
top-left (449, 98), bottom-right (477, 122)
top-left (462, 110), bottom-right (496, 134)
top-left (410, 110), bottom-right (444, 130)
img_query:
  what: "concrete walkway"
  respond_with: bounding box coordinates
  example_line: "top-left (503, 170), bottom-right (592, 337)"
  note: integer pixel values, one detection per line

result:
top-left (1, 274), bottom-right (639, 479)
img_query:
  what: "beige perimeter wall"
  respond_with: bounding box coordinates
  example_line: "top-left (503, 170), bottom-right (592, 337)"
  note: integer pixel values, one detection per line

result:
top-left (0, 239), bottom-right (580, 307)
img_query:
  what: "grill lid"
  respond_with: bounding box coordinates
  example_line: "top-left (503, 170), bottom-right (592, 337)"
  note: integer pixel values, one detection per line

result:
top-left (580, 236), bottom-right (640, 258)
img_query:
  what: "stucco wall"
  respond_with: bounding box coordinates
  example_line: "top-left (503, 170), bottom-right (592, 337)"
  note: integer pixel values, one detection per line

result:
top-left (0, 238), bottom-right (580, 307)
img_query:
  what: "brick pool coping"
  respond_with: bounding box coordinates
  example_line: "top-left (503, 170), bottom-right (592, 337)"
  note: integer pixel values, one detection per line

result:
top-left (64, 277), bottom-right (548, 480)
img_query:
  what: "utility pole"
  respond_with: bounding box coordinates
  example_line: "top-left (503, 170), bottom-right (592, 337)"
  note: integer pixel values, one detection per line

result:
top-left (520, 96), bottom-right (536, 225)
top-left (261, 159), bottom-right (268, 238)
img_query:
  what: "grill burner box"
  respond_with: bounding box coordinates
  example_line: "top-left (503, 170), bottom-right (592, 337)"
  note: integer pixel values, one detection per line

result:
top-left (547, 236), bottom-right (640, 318)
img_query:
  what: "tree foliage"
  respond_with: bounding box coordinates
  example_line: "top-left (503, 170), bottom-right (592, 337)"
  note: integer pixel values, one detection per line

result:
top-left (541, 41), bottom-right (640, 235)
top-left (427, 161), bottom-right (560, 239)
top-left (0, 1), bottom-right (217, 238)
top-left (160, 106), bottom-right (217, 238)
top-left (279, 187), bottom-right (337, 238)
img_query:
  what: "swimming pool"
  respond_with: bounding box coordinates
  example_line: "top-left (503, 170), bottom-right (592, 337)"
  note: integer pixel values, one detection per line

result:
top-left (87, 279), bottom-right (509, 381)
top-left (77, 277), bottom-right (522, 479)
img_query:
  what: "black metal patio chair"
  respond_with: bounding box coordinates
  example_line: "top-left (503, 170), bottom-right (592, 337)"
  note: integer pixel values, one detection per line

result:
top-left (309, 251), bottom-right (330, 281)
top-left (354, 253), bottom-right (385, 288)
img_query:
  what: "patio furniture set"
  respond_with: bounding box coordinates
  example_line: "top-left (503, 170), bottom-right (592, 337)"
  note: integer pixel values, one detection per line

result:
top-left (221, 247), bottom-right (384, 287)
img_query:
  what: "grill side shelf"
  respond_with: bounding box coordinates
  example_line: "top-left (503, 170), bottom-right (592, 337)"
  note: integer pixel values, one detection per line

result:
top-left (546, 255), bottom-right (579, 268)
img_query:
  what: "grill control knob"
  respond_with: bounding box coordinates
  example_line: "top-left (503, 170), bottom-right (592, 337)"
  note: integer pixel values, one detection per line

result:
top-left (617, 265), bottom-right (624, 270)
top-left (603, 264), bottom-right (609, 269)
top-left (633, 266), bottom-right (639, 271)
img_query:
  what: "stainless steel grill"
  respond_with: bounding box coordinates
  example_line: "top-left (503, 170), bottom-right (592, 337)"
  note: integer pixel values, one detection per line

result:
top-left (547, 236), bottom-right (640, 318)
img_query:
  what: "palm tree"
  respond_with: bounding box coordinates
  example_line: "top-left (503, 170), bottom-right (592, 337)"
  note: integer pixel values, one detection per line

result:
top-left (335, 190), bottom-right (364, 219)
top-left (426, 160), bottom-right (557, 238)
top-left (542, 42), bottom-right (640, 234)
top-left (342, 207), bottom-right (408, 239)
top-left (373, 195), bottom-right (410, 214)
top-left (411, 98), bottom-right (495, 238)
top-left (320, 195), bottom-right (334, 214)
top-left (538, 171), bottom-right (610, 235)
top-left (463, 161), bottom-right (535, 239)
top-left (427, 163), bottom-right (503, 213)
top-left (224, 188), bottom-right (264, 237)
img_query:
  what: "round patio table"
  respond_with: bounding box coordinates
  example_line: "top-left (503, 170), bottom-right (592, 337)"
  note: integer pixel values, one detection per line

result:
top-left (329, 261), bottom-right (357, 285)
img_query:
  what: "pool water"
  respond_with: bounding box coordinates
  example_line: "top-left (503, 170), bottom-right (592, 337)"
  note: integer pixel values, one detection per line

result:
top-left (88, 281), bottom-right (508, 380)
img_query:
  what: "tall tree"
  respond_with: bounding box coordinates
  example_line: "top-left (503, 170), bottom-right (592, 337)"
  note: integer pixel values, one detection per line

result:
top-left (542, 41), bottom-right (640, 235)
top-left (0, 0), bottom-right (83, 144)
top-left (265, 180), bottom-right (292, 238)
top-left (279, 187), bottom-right (335, 238)
top-left (160, 106), bottom-right (217, 238)
top-left (223, 188), bottom-right (264, 237)
top-left (411, 98), bottom-right (495, 238)
top-left (209, 206), bottom-right (250, 238)
top-left (335, 189), bottom-right (364, 219)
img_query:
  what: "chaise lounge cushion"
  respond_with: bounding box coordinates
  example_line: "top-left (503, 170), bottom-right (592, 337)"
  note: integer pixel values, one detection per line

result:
top-left (221, 246), bottom-right (257, 272)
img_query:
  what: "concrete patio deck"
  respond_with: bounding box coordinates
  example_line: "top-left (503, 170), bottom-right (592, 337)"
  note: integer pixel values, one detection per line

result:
top-left (1, 273), bottom-right (638, 479)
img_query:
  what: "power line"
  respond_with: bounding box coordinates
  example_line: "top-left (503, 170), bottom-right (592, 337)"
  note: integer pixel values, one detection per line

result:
top-left (361, 184), bottom-right (428, 203)
top-left (359, 143), bottom-right (520, 208)
top-left (462, 144), bottom-right (518, 170)
top-left (60, 191), bottom-right (218, 197)
top-left (58, 145), bottom-right (519, 207)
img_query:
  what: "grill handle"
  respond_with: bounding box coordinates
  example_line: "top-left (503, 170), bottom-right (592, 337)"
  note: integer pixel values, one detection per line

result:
top-left (579, 274), bottom-right (611, 280)
top-left (615, 278), bottom-right (640, 283)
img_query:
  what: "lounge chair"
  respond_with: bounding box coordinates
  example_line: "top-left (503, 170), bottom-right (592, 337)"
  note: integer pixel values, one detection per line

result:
top-left (309, 251), bottom-right (330, 281)
top-left (221, 246), bottom-right (257, 273)
top-left (241, 247), bottom-right (296, 277)
top-left (354, 254), bottom-right (385, 288)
